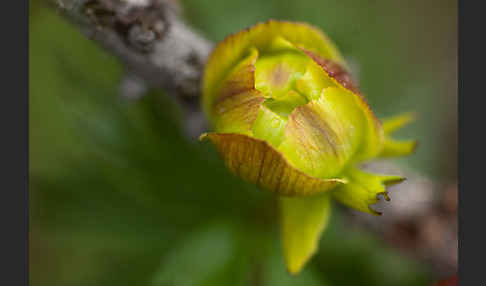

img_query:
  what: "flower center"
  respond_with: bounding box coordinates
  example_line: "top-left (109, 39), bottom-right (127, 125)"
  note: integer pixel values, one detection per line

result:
top-left (254, 51), bottom-right (310, 118)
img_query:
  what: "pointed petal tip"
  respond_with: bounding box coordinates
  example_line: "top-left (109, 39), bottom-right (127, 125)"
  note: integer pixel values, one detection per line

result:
top-left (383, 176), bottom-right (406, 186)
top-left (382, 112), bottom-right (417, 135)
top-left (285, 260), bottom-right (307, 275)
top-left (282, 231), bottom-right (318, 275)
top-left (378, 138), bottom-right (418, 158)
top-left (280, 194), bottom-right (331, 275)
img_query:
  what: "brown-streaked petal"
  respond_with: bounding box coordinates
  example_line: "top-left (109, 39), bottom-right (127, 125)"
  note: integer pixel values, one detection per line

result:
top-left (204, 48), bottom-right (260, 119)
top-left (218, 47), bottom-right (259, 101)
top-left (299, 49), bottom-right (385, 162)
top-left (200, 133), bottom-right (346, 196)
top-left (208, 48), bottom-right (264, 135)
top-left (212, 90), bottom-right (265, 135)
top-left (278, 88), bottom-right (366, 179)
top-left (203, 20), bottom-right (346, 115)
top-left (300, 49), bottom-right (360, 94)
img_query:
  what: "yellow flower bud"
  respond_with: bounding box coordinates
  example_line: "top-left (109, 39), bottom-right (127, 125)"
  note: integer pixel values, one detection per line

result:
top-left (200, 20), bottom-right (416, 274)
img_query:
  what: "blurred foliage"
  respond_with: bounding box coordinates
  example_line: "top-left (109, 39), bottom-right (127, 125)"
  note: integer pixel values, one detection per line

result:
top-left (30, 0), bottom-right (456, 285)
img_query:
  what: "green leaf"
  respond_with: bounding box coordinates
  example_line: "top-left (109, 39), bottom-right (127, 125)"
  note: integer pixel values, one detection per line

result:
top-left (279, 193), bottom-right (332, 274)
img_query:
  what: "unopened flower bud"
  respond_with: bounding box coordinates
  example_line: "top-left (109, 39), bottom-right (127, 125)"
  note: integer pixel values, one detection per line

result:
top-left (200, 20), bottom-right (416, 274)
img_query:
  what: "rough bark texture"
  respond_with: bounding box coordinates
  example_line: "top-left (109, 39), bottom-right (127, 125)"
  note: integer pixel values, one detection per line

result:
top-left (54, 0), bottom-right (457, 278)
top-left (57, 0), bottom-right (212, 138)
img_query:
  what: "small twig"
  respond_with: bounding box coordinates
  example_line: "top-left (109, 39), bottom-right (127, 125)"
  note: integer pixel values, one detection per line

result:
top-left (55, 0), bottom-right (212, 138)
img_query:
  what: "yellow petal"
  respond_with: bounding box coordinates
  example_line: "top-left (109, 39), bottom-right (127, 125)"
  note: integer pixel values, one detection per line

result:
top-left (295, 58), bottom-right (337, 101)
top-left (200, 133), bottom-right (346, 196)
top-left (280, 193), bottom-right (332, 274)
top-left (263, 90), bottom-right (309, 118)
top-left (203, 20), bottom-right (346, 116)
top-left (297, 49), bottom-right (385, 162)
top-left (204, 47), bottom-right (260, 119)
top-left (278, 87), bottom-right (366, 179)
top-left (254, 52), bottom-right (309, 100)
top-left (212, 90), bottom-right (264, 135)
top-left (251, 104), bottom-right (287, 147)
top-left (299, 49), bottom-right (359, 94)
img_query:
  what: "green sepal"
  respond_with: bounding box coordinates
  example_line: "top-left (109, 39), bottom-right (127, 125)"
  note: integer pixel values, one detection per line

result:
top-left (332, 167), bottom-right (404, 215)
top-left (382, 112), bottom-right (416, 135)
top-left (378, 138), bottom-right (418, 158)
top-left (377, 112), bottom-right (417, 158)
top-left (279, 193), bottom-right (332, 275)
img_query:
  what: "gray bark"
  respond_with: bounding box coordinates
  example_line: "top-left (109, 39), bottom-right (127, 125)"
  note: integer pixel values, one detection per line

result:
top-left (57, 0), bottom-right (212, 138)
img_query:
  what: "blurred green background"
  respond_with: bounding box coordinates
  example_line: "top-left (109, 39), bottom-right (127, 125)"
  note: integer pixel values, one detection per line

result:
top-left (30, 0), bottom-right (457, 285)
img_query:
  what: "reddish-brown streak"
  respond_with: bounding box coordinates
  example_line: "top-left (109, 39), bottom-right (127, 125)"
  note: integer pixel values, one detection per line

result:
top-left (295, 105), bottom-right (340, 158)
top-left (214, 95), bottom-right (262, 116)
top-left (300, 49), bottom-right (360, 94)
top-left (256, 142), bottom-right (268, 187)
top-left (291, 173), bottom-right (301, 196)
top-left (234, 140), bottom-right (245, 176)
top-left (269, 64), bottom-right (290, 88)
top-left (274, 159), bottom-right (285, 194)
top-left (289, 117), bottom-right (316, 172)
top-left (218, 67), bottom-right (255, 100)
top-left (299, 48), bottom-right (383, 132)
top-left (265, 150), bottom-right (277, 189)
